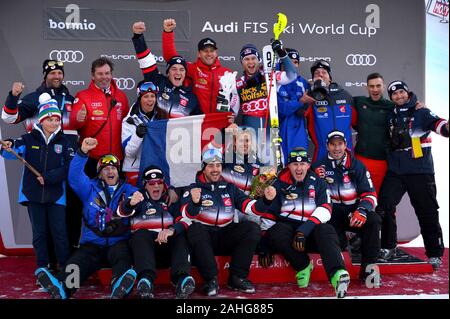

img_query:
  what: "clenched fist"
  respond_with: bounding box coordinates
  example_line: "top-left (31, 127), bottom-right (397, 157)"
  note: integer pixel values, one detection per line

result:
top-left (191, 188), bottom-right (202, 204)
top-left (163, 19), bottom-right (176, 32)
top-left (81, 137), bottom-right (98, 153)
top-left (133, 21), bottom-right (146, 34)
top-left (129, 191), bottom-right (145, 206)
top-left (12, 82), bottom-right (24, 97)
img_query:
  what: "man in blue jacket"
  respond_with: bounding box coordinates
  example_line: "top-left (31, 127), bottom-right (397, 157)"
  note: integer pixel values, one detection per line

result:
top-left (377, 81), bottom-right (449, 270)
top-left (35, 137), bottom-right (138, 299)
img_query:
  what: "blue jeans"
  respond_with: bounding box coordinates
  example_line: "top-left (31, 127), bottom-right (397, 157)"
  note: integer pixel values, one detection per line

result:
top-left (27, 203), bottom-right (70, 269)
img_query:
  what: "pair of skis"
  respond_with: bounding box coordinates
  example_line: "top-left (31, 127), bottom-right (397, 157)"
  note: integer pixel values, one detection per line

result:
top-left (262, 13), bottom-right (288, 173)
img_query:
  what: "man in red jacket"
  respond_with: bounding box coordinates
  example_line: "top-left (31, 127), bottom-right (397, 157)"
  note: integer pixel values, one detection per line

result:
top-left (70, 58), bottom-right (129, 177)
top-left (162, 18), bottom-right (238, 116)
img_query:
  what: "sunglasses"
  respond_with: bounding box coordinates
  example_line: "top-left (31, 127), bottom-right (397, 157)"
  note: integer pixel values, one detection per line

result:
top-left (146, 179), bottom-right (164, 186)
top-left (138, 82), bottom-right (158, 95)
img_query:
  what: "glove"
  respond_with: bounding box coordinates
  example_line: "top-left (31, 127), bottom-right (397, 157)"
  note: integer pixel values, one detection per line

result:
top-left (136, 123), bottom-right (148, 138)
top-left (271, 39), bottom-right (287, 58)
top-left (216, 91), bottom-right (230, 112)
top-left (349, 209), bottom-right (367, 228)
top-left (314, 165), bottom-right (326, 178)
top-left (258, 250), bottom-right (274, 268)
top-left (292, 232), bottom-right (306, 252)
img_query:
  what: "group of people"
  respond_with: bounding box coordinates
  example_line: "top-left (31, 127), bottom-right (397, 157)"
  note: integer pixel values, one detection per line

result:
top-left (1, 18), bottom-right (448, 299)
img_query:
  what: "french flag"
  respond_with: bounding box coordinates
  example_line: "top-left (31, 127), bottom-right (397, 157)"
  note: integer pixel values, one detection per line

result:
top-left (139, 113), bottom-right (230, 187)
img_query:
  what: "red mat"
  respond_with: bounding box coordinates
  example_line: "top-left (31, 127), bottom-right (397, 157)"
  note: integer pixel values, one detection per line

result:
top-left (0, 247), bottom-right (447, 299)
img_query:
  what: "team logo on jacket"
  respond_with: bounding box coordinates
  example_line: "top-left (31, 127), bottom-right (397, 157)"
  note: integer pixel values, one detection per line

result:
top-left (234, 165), bottom-right (245, 173)
top-left (180, 98), bottom-right (188, 107)
top-left (285, 193), bottom-right (298, 200)
top-left (54, 144), bottom-right (63, 154)
top-left (162, 93), bottom-right (170, 100)
top-left (317, 107), bottom-right (328, 113)
top-left (309, 189), bottom-right (316, 199)
top-left (343, 175), bottom-right (351, 183)
top-left (339, 105), bottom-right (346, 113)
top-left (92, 109), bottom-right (104, 116)
top-left (145, 208), bottom-right (157, 215)
top-left (202, 200), bottom-right (214, 207)
top-left (223, 198), bottom-right (232, 207)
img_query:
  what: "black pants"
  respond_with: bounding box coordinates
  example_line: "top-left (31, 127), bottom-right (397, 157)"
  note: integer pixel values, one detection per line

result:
top-left (131, 229), bottom-right (191, 284)
top-left (377, 171), bottom-right (444, 258)
top-left (266, 221), bottom-right (346, 280)
top-left (66, 184), bottom-right (83, 251)
top-left (57, 240), bottom-right (132, 297)
top-left (186, 221), bottom-right (261, 281)
top-left (329, 204), bottom-right (381, 264)
top-left (27, 203), bottom-right (69, 269)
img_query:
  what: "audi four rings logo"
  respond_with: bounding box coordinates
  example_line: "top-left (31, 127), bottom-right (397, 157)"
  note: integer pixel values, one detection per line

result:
top-left (49, 50), bottom-right (84, 63)
top-left (114, 78), bottom-right (135, 90)
top-left (346, 54), bottom-right (377, 66)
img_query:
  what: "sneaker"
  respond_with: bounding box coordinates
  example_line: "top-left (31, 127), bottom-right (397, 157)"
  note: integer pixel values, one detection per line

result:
top-left (110, 269), bottom-right (137, 299)
top-left (429, 257), bottom-right (442, 270)
top-left (227, 275), bottom-right (256, 294)
top-left (176, 275), bottom-right (196, 299)
top-left (378, 248), bottom-right (397, 261)
top-left (331, 269), bottom-right (350, 298)
top-left (137, 278), bottom-right (154, 299)
top-left (35, 267), bottom-right (67, 299)
top-left (203, 277), bottom-right (219, 296)
top-left (296, 261), bottom-right (313, 288)
top-left (359, 263), bottom-right (381, 287)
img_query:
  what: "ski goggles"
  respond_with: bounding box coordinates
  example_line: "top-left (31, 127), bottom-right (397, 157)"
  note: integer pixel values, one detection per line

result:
top-left (137, 81), bottom-right (159, 96)
top-left (288, 149), bottom-right (311, 164)
top-left (46, 60), bottom-right (64, 68)
top-left (97, 154), bottom-right (120, 173)
top-left (202, 148), bottom-right (223, 164)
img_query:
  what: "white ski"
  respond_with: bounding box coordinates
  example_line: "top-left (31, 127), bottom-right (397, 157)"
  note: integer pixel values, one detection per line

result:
top-left (262, 44), bottom-right (283, 171)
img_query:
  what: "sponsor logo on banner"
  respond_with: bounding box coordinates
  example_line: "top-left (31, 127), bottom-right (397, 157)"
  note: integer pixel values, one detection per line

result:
top-left (345, 82), bottom-right (367, 87)
top-left (299, 56), bottom-right (331, 63)
top-left (218, 56), bottom-right (236, 62)
top-left (49, 50), bottom-right (84, 63)
top-left (426, 0), bottom-right (449, 20)
top-left (114, 78), bottom-right (135, 90)
top-left (346, 54), bottom-right (376, 66)
top-left (63, 80), bottom-right (85, 86)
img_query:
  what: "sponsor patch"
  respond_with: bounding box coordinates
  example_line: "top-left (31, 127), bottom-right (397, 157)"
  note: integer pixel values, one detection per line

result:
top-left (92, 109), bottom-right (104, 116)
top-left (202, 200), bottom-right (214, 207)
top-left (309, 189), bottom-right (316, 199)
top-left (285, 193), bottom-right (298, 200)
top-left (198, 78), bottom-right (208, 85)
top-left (183, 191), bottom-right (190, 198)
top-left (339, 105), bottom-right (346, 113)
top-left (223, 198), bottom-right (232, 207)
top-left (32, 145), bottom-right (40, 149)
top-left (317, 107), bottom-right (328, 113)
top-left (54, 144), bottom-right (62, 154)
top-left (234, 165), bottom-right (245, 173)
top-left (145, 208), bottom-right (157, 215)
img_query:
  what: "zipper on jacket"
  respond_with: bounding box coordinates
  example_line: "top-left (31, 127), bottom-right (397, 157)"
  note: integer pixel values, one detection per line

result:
top-left (41, 144), bottom-right (49, 202)
top-left (210, 71), bottom-right (215, 113)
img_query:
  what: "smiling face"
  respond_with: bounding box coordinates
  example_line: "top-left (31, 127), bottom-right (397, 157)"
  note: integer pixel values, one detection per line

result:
top-left (367, 77), bottom-right (385, 101)
top-left (99, 166), bottom-right (119, 186)
top-left (235, 132), bottom-right (252, 155)
top-left (45, 70), bottom-right (64, 89)
top-left (140, 92), bottom-right (157, 113)
top-left (198, 47), bottom-right (218, 66)
top-left (145, 179), bottom-right (165, 201)
top-left (327, 138), bottom-right (347, 160)
top-left (41, 116), bottom-right (61, 136)
top-left (92, 64), bottom-right (112, 90)
top-left (288, 162), bottom-right (310, 182)
top-left (391, 89), bottom-right (410, 106)
top-left (203, 162), bottom-right (222, 183)
top-left (167, 64), bottom-right (186, 87)
top-left (242, 55), bottom-right (259, 77)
